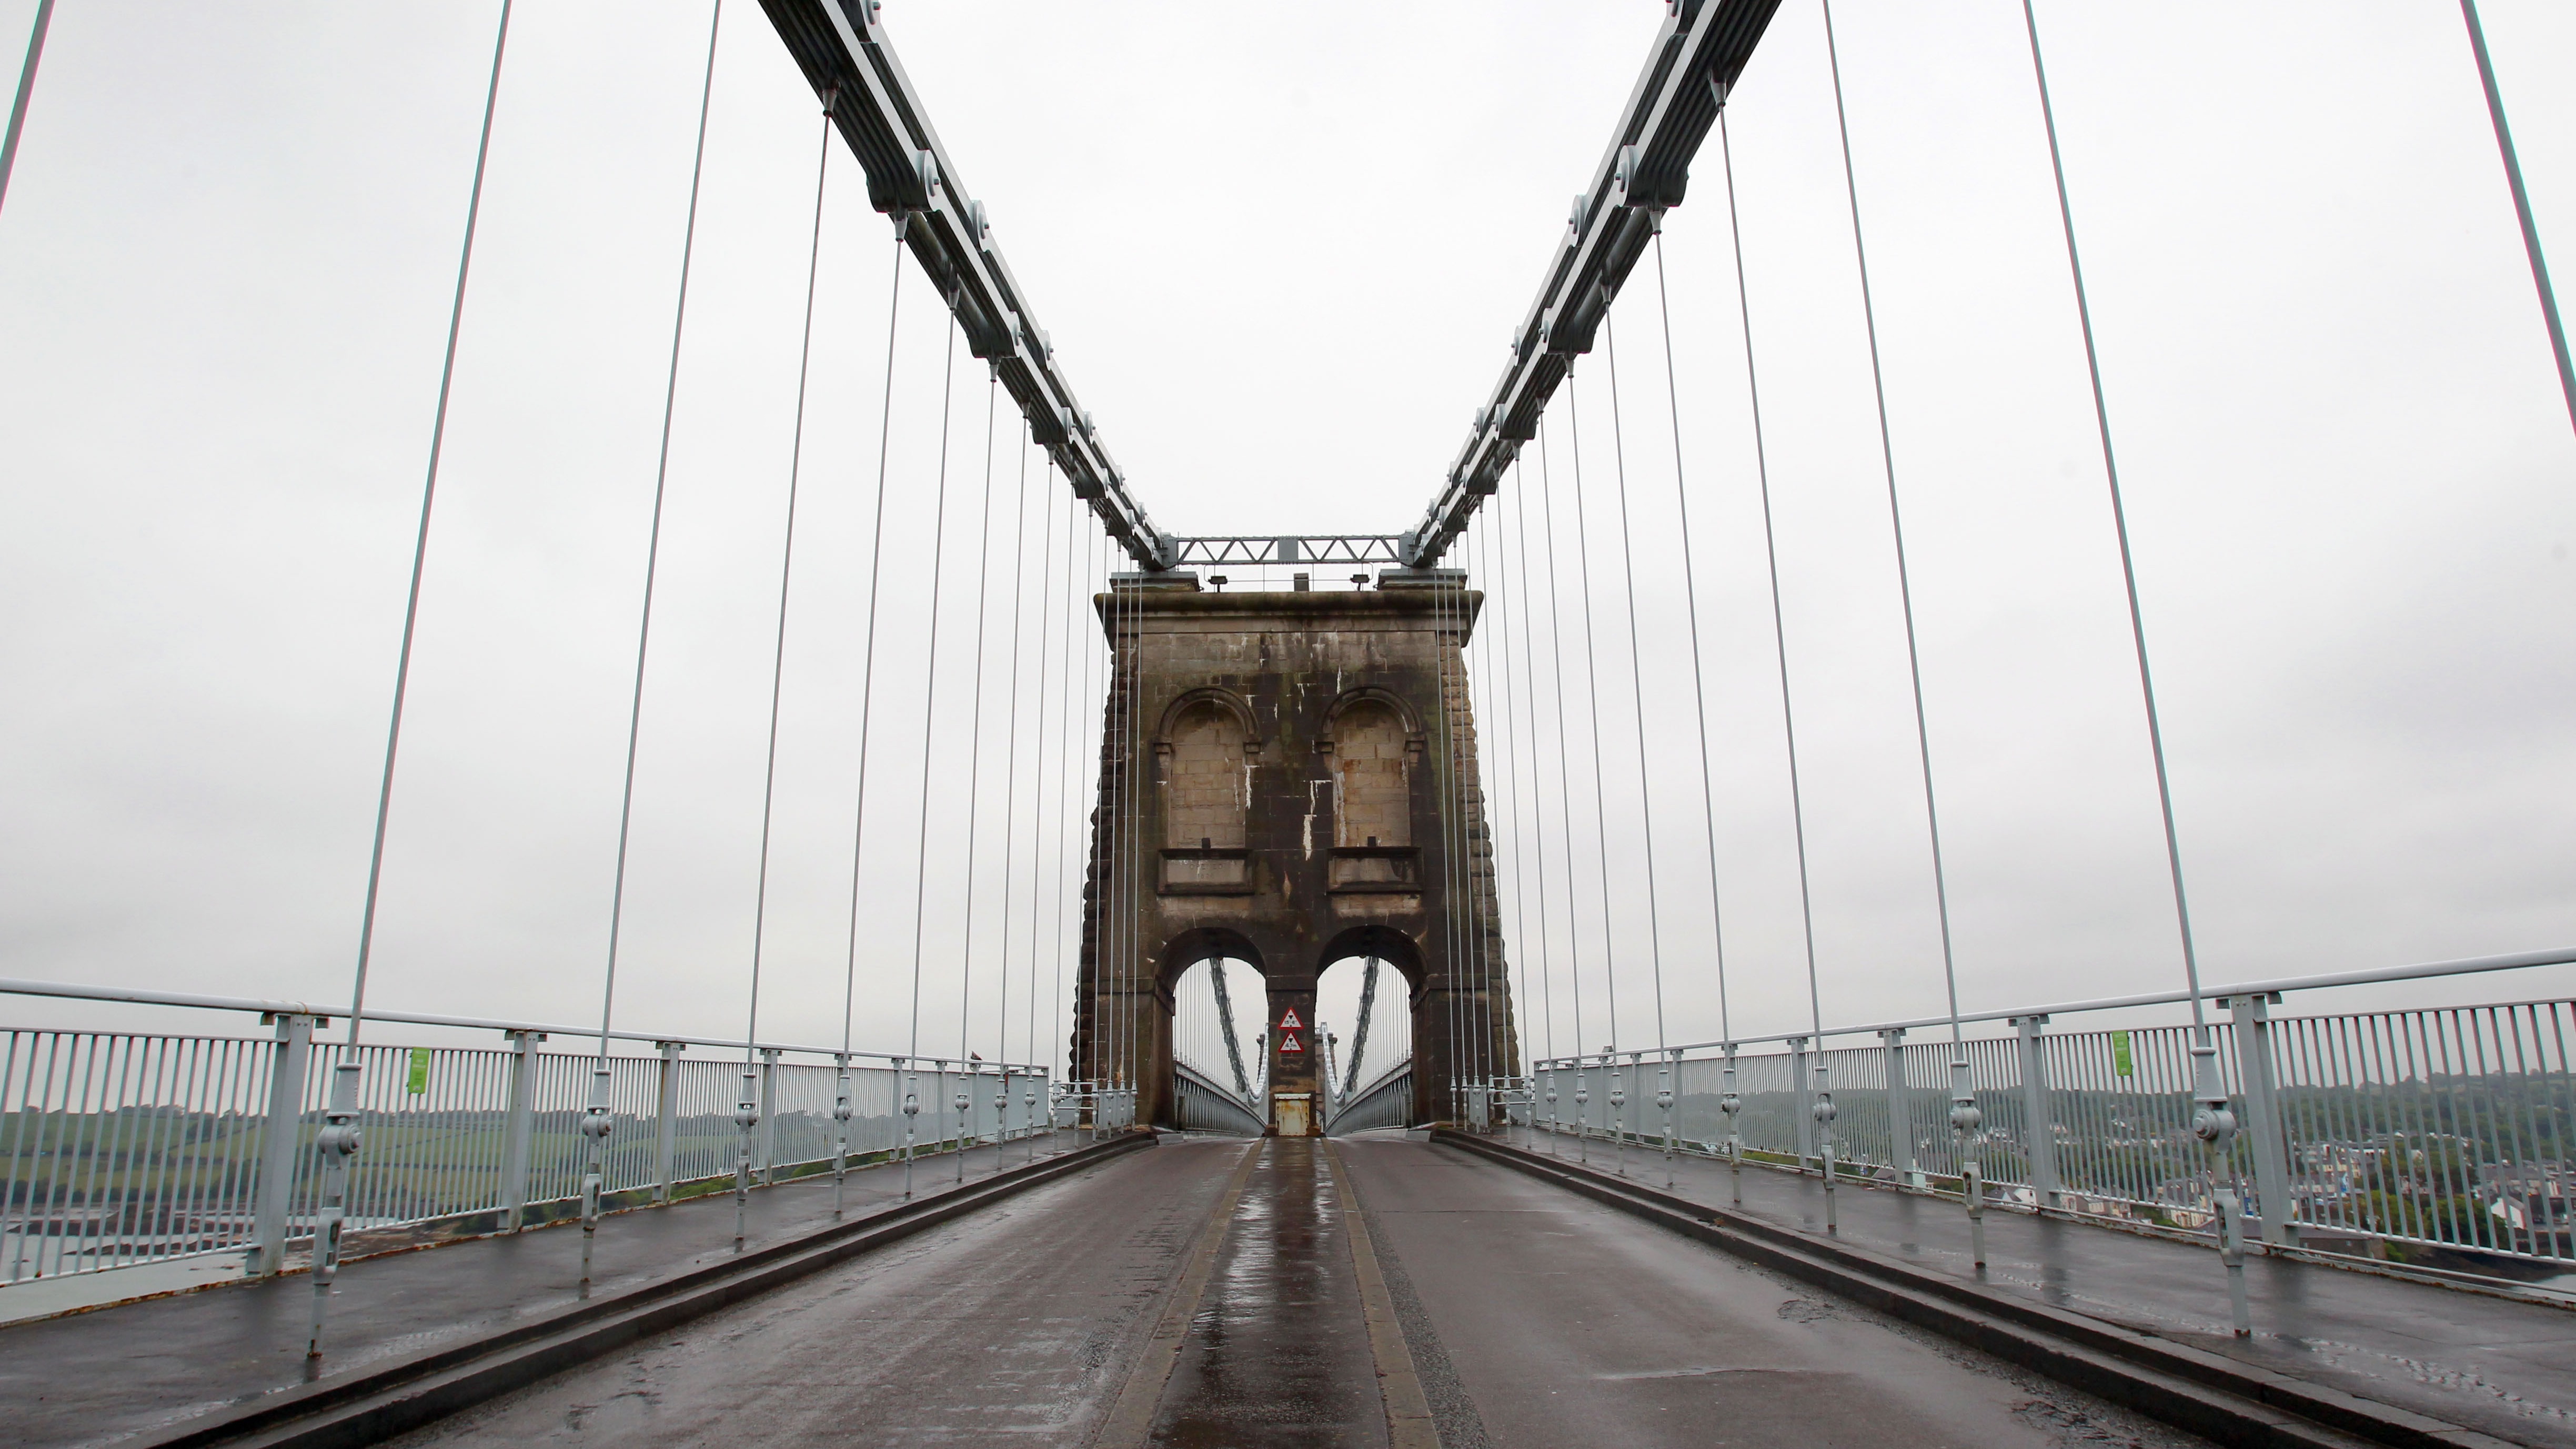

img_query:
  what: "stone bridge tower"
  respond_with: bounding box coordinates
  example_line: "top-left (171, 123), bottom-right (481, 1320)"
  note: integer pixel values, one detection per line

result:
top-left (1070, 570), bottom-right (1517, 1133)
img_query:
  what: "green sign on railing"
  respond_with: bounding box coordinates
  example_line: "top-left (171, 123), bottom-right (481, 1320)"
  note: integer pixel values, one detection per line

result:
top-left (407, 1046), bottom-right (432, 1095)
top-left (2110, 1030), bottom-right (2134, 1078)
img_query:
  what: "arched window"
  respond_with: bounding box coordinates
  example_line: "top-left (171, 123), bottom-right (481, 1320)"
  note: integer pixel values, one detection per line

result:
top-left (1331, 700), bottom-right (1411, 848)
top-left (1161, 698), bottom-right (1251, 894)
top-left (1326, 698), bottom-right (1420, 894)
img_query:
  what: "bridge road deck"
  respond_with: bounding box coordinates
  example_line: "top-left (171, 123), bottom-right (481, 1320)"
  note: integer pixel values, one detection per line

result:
top-left (1475, 1133), bottom-right (2576, 1449)
top-left (6, 1132), bottom-right (2565, 1447)
top-left (382, 1135), bottom-right (2202, 1448)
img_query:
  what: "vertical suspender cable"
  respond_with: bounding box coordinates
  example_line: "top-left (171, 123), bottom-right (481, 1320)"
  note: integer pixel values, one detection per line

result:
top-left (1818, 1), bottom-right (1960, 1039)
top-left (2458, 0), bottom-right (2575, 437)
top-left (1461, 535), bottom-right (1480, 1121)
top-left (1536, 418), bottom-right (1588, 1153)
top-left (1649, 235), bottom-right (1734, 1051)
top-left (308, 0), bottom-right (511, 1360)
top-left (1100, 549), bottom-right (1120, 1120)
top-left (836, 228), bottom-right (906, 1212)
top-left (736, 96), bottom-right (833, 1248)
top-left (586, 0), bottom-right (722, 1293)
top-left (2022, 0), bottom-right (2247, 1330)
top-left (1120, 557), bottom-right (1140, 1125)
top-left (1713, 110), bottom-right (1810, 1195)
top-left (953, 374), bottom-right (1000, 1182)
top-left (997, 422), bottom-right (1032, 1156)
top-left (1484, 520), bottom-right (1504, 1119)
top-left (1021, 454), bottom-right (1058, 1158)
top-left (1435, 548), bottom-right (1462, 1123)
top-left (1059, 526), bottom-right (1093, 1114)
top-left (1602, 314), bottom-right (1676, 1182)
top-left (901, 310), bottom-right (962, 1197)
top-left (1512, 462), bottom-right (1558, 1129)
top-left (1822, 0), bottom-right (1979, 1262)
top-left (0, 0), bottom-right (53, 218)
top-left (2019, 1), bottom-right (2206, 1032)
top-left (1564, 381), bottom-right (1622, 1067)
top-left (1493, 465), bottom-right (1538, 1112)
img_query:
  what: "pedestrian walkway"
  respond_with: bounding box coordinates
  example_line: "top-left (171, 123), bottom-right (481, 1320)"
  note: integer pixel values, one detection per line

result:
top-left (1511, 1128), bottom-right (2576, 1449)
top-left (0, 1136), bottom-right (1080, 1449)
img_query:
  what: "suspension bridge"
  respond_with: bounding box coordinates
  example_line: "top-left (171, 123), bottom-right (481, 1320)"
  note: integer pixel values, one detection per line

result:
top-left (3, 1), bottom-right (2574, 1445)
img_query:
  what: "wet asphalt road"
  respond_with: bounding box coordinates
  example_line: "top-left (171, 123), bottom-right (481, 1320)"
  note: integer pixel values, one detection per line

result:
top-left (395, 1134), bottom-right (2210, 1448)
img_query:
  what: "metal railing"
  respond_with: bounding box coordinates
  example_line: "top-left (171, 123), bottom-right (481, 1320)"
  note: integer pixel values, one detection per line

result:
top-left (1173, 1060), bottom-right (1265, 1135)
top-left (1531, 950), bottom-right (2576, 1277)
top-left (0, 982), bottom-right (1051, 1284)
top-left (1330, 1058), bottom-right (1414, 1134)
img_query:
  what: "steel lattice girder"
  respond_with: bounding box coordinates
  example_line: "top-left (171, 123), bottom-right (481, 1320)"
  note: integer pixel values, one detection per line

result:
top-left (1405, 0), bottom-right (1784, 568)
top-left (756, 0), bottom-right (1168, 568)
top-left (1170, 536), bottom-right (1411, 567)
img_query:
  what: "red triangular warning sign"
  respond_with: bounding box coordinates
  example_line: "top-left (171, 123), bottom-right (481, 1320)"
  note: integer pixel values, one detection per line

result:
top-left (1279, 1008), bottom-right (1303, 1030)
top-left (1279, 1033), bottom-right (1304, 1054)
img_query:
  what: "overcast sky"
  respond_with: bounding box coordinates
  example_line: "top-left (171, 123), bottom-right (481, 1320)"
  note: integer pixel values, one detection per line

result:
top-left (3, 1), bottom-right (2571, 1077)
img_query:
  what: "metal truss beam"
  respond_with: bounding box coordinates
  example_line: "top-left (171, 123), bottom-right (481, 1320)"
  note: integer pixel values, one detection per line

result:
top-left (757, 0), bottom-right (1169, 568)
top-left (1170, 535), bottom-right (1409, 567)
top-left (1403, 0), bottom-right (1784, 568)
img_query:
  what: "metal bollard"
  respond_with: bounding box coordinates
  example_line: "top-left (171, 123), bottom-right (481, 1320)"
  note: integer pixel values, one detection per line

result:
top-left (1719, 1045), bottom-right (1742, 1205)
top-left (1949, 1058), bottom-right (1984, 1271)
top-left (305, 1059), bottom-right (363, 1357)
top-left (1608, 1051), bottom-right (1628, 1177)
top-left (1813, 1061), bottom-right (1838, 1234)
top-left (2191, 1042), bottom-right (2252, 1337)
top-left (899, 1058), bottom-right (919, 1199)
top-left (733, 1065), bottom-right (760, 1250)
top-left (1658, 1049), bottom-right (1677, 1190)
top-left (831, 1056), bottom-right (853, 1219)
top-left (1574, 1061), bottom-right (1591, 1165)
top-left (577, 1066), bottom-right (615, 1297)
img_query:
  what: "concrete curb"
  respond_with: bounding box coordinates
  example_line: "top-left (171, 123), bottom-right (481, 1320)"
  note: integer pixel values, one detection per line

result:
top-left (138, 1132), bottom-right (1158, 1449)
top-left (1432, 1130), bottom-right (2521, 1449)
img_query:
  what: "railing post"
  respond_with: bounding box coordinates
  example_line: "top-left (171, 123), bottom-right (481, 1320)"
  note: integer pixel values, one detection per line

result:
top-left (2228, 992), bottom-right (2295, 1246)
top-left (499, 1030), bottom-right (540, 1234)
top-left (757, 1048), bottom-right (780, 1186)
top-left (1788, 1035), bottom-right (1813, 1170)
top-left (250, 1013), bottom-right (314, 1276)
top-left (652, 1041), bottom-right (681, 1205)
top-left (1879, 1028), bottom-right (1920, 1190)
top-left (2015, 1014), bottom-right (2059, 1209)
